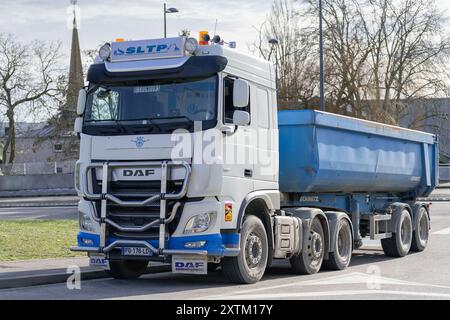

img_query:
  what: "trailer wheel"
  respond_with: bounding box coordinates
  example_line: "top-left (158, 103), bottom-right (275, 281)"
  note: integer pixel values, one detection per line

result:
top-left (222, 215), bottom-right (268, 284)
top-left (323, 219), bottom-right (352, 270)
top-left (381, 209), bottom-right (412, 257)
top-left (106, 260), bottom-right (148, 280)
top-left (290, 217), bottom-right (325, 274)
top-left (411, 206), bottom-right (430, 252)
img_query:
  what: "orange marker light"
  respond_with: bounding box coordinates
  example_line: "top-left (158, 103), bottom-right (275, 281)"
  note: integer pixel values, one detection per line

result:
top-left (199, 31), bottom-right (209, 46)
top-left (115, 38), bottom-right (125, 42)
top-left (225, 203), bottom-right (233, 222)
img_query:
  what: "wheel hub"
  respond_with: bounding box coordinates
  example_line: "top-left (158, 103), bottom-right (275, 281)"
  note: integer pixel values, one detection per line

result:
top-left (245, 233), bottom-right (263, 268)
top-left (311, 232), bottom-right (323, 259)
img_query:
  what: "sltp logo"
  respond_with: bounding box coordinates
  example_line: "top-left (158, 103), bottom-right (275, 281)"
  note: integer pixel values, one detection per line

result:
top-left (114, 43), bottom-right (180, 57)
top-left (132, 136), bottom-right (149, 148)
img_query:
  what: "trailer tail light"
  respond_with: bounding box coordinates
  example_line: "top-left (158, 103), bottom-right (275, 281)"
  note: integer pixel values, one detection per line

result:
top-left (225, 203), bottom-right (233, 222)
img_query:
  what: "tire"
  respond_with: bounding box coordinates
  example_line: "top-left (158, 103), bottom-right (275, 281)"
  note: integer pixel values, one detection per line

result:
top-left (106, 260), bottom-right (148, 279)
top-left (381, 209), bottom-right (412, 257)
top-left (323, 219), bottom-right (353, 271)
top-left (290, 217), bottom-right (325, 274)
top-left (411, 206), bottom-right (430, 252)
top-left (222, 215), bottom-right (268, 284)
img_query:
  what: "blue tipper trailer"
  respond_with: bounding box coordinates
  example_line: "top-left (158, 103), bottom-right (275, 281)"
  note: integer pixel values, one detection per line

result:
top-left (278, 110), bottom-right (438, 250)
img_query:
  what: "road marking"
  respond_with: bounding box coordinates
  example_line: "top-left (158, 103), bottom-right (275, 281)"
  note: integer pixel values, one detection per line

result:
top-left (199, 272), bottom-right (450, 300)
top-left (433, 227), bottom-right (450, 235)
top-left (203, 289), bottom-right (450, 300)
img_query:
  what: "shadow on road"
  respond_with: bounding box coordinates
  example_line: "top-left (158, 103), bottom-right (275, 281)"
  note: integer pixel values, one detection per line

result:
top-left (49, 248), bottom-right (402, 300)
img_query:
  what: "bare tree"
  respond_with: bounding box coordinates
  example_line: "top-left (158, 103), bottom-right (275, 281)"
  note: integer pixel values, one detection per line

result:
top-left (250, 0), bottom-right (319, 109)
top-left (0, 34), bottom-right (64, 164)
top-left (253, 0), bottom-right (450, 129)
top-left (306, 0), bottom-right (450, 125)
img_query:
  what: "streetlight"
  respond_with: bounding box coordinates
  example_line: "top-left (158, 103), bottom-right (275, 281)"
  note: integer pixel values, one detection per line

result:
top-left (164, 3), bottom-right (179, 38)
top-left (268, 38), bottom-right (279, 61)
top-left (319, 0), bottom-right (325, 111)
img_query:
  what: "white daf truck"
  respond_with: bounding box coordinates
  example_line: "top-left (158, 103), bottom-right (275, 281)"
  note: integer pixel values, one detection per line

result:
top-left (71, 35), bottom-right (437, 284)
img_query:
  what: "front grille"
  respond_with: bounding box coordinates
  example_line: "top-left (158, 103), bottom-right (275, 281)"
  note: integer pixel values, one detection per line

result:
top-left (90, 168), bottom-right (184, 241)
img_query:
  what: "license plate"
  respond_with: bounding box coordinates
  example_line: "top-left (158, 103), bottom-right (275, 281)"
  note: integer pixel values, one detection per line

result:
top-left (172, 255), bottom-right (208, 275)
top-left (121, 247), bottom-right (153, 257)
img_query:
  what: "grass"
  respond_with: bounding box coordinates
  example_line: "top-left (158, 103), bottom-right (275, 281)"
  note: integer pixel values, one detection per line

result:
top-left (0, 220), bottom-right (83, 262)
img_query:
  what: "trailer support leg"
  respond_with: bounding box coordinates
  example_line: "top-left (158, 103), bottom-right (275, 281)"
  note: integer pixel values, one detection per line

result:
top-left (351, 199), bottom-right (362, 248)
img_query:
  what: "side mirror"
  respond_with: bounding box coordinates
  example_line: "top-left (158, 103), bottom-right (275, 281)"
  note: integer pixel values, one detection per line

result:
top-left (233, 79), bottom-right (250, 108)
top-left (74, 117), bottom-right (83, 134)
top-left (77, 89), bottom-right (87, 116)
top-left (233, 110), bottom-right (250, 126)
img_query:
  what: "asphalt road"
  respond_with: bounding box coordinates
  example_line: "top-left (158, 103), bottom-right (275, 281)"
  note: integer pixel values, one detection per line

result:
top-left (0, 201), bottom-right (448, 300)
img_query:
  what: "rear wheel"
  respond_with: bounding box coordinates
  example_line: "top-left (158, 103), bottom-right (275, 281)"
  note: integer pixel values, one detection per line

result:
top-left (222, 215), bottom-right (268, 284)
top-left (290, 217), bottom-right (325, 274)
top-left (106, 260), bottom-right (148, 279)
top-left (411, 206), bottom-right (430, 252)
top-left (381, 209), bottom-right (412, 257)
top-left (323, 219), bottom-right (353, 270)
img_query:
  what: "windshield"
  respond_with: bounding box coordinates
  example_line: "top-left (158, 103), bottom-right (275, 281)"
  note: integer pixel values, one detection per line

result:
top-left (83, 76), bottom-right (218, 135)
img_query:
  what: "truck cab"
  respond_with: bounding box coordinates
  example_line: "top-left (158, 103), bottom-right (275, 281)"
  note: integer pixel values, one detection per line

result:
top-left (72, 36), bottom-right (281, 282)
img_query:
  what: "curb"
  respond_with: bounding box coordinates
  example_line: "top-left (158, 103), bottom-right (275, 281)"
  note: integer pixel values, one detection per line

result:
top-left (419, 197), bottom-right (450, 202)
top-left (0, 265), bottom-right (171, 290)
top-left (0, 202), bottom-right (78, 208)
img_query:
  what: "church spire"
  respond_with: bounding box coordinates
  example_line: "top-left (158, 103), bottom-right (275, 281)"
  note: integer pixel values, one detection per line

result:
top-left (66, 0), bottom-right (83, 120)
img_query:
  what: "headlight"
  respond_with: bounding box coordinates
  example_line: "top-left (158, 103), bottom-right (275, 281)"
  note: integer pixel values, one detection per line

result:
top-left (184, 38), bottom-right (199, 54)
top-left (99, 43), bottom-right (112, 61)
top-left (79, 212), bottom-right (95, 232)
top-left (184, 212), bottom-right (215, 234)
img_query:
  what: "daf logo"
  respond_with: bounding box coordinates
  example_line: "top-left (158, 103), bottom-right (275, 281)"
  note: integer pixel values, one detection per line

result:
top-left (123, 169), bottom-right (155, 177)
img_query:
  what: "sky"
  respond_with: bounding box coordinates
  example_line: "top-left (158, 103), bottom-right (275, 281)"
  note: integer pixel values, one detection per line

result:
top-left (0, 0), bottom-right (275, 65)
top-left (1, 0), bottom-right (450, 67)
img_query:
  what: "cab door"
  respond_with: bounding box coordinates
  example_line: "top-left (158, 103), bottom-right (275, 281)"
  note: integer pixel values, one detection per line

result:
top-left (221, 74), bottom-right (255, 185)
top-left (253, 85), bottom-right (278, 188)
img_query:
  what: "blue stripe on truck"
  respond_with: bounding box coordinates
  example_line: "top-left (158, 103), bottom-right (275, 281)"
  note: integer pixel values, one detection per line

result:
top-left (77, 232), bottom-right (240, 256)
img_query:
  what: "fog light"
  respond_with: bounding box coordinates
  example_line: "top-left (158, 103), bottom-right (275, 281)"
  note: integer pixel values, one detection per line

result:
top-left (81, 238), bottom-right (94, 246)
top-left (184, 241), bottom-right (206, 249)
top-left (185, 37), bottom-right (199, 54)
top-left (99, 43), bottom-right (112, 61)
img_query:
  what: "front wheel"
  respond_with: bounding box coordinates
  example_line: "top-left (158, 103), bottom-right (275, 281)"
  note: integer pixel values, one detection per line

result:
top-left (222, 215), bottom-right (268, 284)
top-left (290, 217), bottom-right (325, 274)
top-left (106, 260), bottom-right (148, 280)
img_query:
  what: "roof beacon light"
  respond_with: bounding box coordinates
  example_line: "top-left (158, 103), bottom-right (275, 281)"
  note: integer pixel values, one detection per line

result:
top-left (115, 38), bottom-right (125, 42)
top-left (99, 43), bottom-right (112, 61)
top-left (199, 31), bottom-right (210, 45)
top-left (185, 37), bottom-right (199, 54)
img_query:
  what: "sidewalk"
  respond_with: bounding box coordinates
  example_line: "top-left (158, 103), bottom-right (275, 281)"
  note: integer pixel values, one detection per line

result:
top-left (0, 188), bottom-right (77, 199)
top-left (0, 195), bottom-right (79, 208)
top-left (0, 257), bottom-right (170, 290)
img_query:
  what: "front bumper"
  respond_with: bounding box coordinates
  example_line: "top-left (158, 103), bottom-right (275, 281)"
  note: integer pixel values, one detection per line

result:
top-left (72, 232), bottom-right (240, 257)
